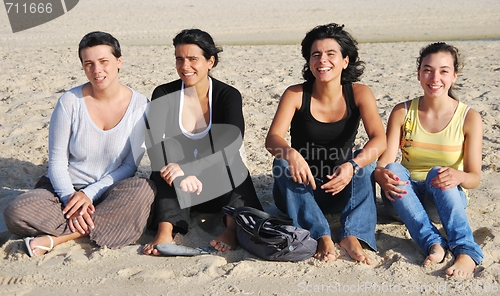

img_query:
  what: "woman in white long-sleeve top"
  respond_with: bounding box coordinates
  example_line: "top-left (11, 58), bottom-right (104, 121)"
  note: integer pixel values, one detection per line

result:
top-left (3, 31), bottom-right (156, 256)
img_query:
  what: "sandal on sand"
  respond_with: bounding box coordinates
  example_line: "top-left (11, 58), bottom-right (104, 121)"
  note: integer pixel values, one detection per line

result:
top-left (156, 244), bottom-right (215, 256)
top-left (24, 236), bottom-right (54, 257)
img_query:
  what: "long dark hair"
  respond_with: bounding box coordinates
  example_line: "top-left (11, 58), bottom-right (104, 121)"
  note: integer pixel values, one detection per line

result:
top-left (417, 42), bottom-right (463, 100)
top-left (301, 23), bottom-right (364, 84)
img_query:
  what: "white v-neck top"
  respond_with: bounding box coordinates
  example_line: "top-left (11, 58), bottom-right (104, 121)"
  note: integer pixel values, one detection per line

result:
top-left (178, 77), bottom-right (213, 140)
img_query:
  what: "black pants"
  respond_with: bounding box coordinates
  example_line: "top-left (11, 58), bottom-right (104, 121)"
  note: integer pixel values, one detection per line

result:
top-left (148, 171), bottom-right (262, 234)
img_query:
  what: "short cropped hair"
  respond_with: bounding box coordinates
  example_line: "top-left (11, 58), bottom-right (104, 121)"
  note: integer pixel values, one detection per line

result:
top-left (78, 31), bottom-right (121, 62)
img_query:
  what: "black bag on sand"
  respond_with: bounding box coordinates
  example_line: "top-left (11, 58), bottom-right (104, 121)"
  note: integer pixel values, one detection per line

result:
top-left (223, 206), bottom-right (317, 262)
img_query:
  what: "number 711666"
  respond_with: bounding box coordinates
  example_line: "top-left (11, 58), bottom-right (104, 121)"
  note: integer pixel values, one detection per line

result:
top-left (5, 2), bottom-right (53, 14)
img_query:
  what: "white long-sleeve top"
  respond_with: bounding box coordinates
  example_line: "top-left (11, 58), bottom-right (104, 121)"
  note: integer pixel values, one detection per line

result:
top-left (47, 84), bottom-right (148, 205)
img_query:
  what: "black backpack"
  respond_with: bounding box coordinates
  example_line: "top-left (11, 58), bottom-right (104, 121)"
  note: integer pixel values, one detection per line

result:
top-left (223, 206), bottom-right (317, 262)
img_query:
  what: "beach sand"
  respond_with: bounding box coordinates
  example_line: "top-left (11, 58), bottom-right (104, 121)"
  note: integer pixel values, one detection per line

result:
top-left (1, 1), bottom-right (500, 295)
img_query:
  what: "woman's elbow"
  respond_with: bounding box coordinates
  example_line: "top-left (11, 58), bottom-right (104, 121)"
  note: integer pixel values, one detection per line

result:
top-left (264, 135), bottom-right (273, 153)
top-left (378, 139), bottom-right (388, 157)
top-left (369, 133), bottom-right (387, 157)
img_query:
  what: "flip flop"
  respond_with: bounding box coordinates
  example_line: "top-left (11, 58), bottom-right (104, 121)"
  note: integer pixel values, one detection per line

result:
top-left (24, 235), bottom-right (54, 257)
top-left (155, 244), bottom-right (216, 256)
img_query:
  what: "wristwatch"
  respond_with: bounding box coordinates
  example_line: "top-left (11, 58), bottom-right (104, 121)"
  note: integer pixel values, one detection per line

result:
top-left (347, 159), bottom-right (360, 175)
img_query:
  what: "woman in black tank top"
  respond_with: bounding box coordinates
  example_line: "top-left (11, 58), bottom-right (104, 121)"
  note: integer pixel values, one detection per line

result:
top-left (265, 23), bottom-right (386, 264)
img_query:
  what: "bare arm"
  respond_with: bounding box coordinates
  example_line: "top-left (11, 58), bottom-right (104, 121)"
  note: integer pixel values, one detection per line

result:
top-left (377, 102), bottom-right (406, 168)
top-left (265, 85), bottom-right (301, 159)
top-left (265, 85), bottom-right (319, 189)
top-left (351, 84), bottom-right (387, 167)
top-left (460, 108), bottom-right (483, 188)
top-left (374, 102), bottom-right (408, 201)
top-left (431, 108), bottom-right (482, 190)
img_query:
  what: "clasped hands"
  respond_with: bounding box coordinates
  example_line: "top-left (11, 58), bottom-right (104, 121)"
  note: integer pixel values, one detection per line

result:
top-left (62, 191), bottom-right (95, 234)
top-left (160, 163), bottom-right (202, 195)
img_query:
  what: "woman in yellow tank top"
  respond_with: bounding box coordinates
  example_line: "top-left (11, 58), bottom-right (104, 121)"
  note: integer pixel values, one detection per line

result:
top-left (374, 42), bottom-right (483, 278)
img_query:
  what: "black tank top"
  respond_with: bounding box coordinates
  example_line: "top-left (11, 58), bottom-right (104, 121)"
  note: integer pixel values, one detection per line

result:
top-left (290, 81), bottom-right (360, 178)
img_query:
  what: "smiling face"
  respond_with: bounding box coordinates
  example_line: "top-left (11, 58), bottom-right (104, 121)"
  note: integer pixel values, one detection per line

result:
top-left (418, 51), bottom-right (458, 99)
top-left (309, 38), bottom-right (349, 83)
top-left (80, 45), bottom-right (122, 90)
top-left (175, 43), bottom-right (214, 88)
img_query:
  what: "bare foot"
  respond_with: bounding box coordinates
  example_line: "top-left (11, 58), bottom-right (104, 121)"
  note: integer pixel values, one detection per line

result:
top-left (446, 254), bottom-right (476, 278)
top-left (210, 229), bottom-right (237, 252)
top-left (314, 236), bottom-right (336, 262)
top-left (423, 244), bottom-right (446, 266)
top-left (339, 236), bottom-right (373, 265)
top-left (142, 222), bottom-right (174, 256)
top-left (210, 217), bottom-right (237, 252)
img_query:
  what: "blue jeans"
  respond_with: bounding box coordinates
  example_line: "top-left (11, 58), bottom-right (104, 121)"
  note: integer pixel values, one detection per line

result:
top-left (383, 163), bottom-right (483, 264)
top-left (272, 157), bottom-right (377, 251)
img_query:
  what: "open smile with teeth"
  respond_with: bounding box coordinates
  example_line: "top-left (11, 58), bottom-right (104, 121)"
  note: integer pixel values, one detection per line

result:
top-left (429, 85), bottom-right (442, 90)
top-left (183, 72), bottom-right (195, 77)
top-left (95, 77), bottom-right (105, 81)
top-left (317, 67), bottom-right (331, 72)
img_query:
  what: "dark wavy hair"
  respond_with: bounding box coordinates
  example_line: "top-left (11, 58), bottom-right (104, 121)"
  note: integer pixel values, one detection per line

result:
top-left (78, 31), bottom-right (121, 62)
top-left (417, 42), bottom-right (463, 100)
top-left (301, 23), bottom-right (364, 84)
top-left (173, 29), bottom-right (223, 68)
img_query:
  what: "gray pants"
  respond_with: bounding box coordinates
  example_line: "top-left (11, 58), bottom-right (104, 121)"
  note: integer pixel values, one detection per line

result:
top-left (3, 176), bottom-right (156, 249)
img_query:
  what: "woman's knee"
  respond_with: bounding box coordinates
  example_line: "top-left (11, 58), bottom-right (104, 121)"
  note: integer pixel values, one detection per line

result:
top-left (108, 177), bottom-right (157, 204)
top-left (137, 177), bottom-right (157, 192)
top-left (3, 199), bottom-right (18, 223)
top-left (385, 163), bottom-right (410, 180)
top-left (272, 158), bottom-right (290, 180)
top-left (3, 193), bottom-right (38, 229)
top-left (137, 178), bottom-right (157, 203)
top-left (4, 189), bottom-right (47, 214)
top-left (385, 162), bottom-right (404, 171)
top-left (425, 166), bottom-right (442, 183)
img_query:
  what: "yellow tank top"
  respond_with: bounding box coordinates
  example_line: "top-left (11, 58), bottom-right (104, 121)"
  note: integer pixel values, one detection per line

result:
top-left (400, 97), bottom-right (469, 181)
